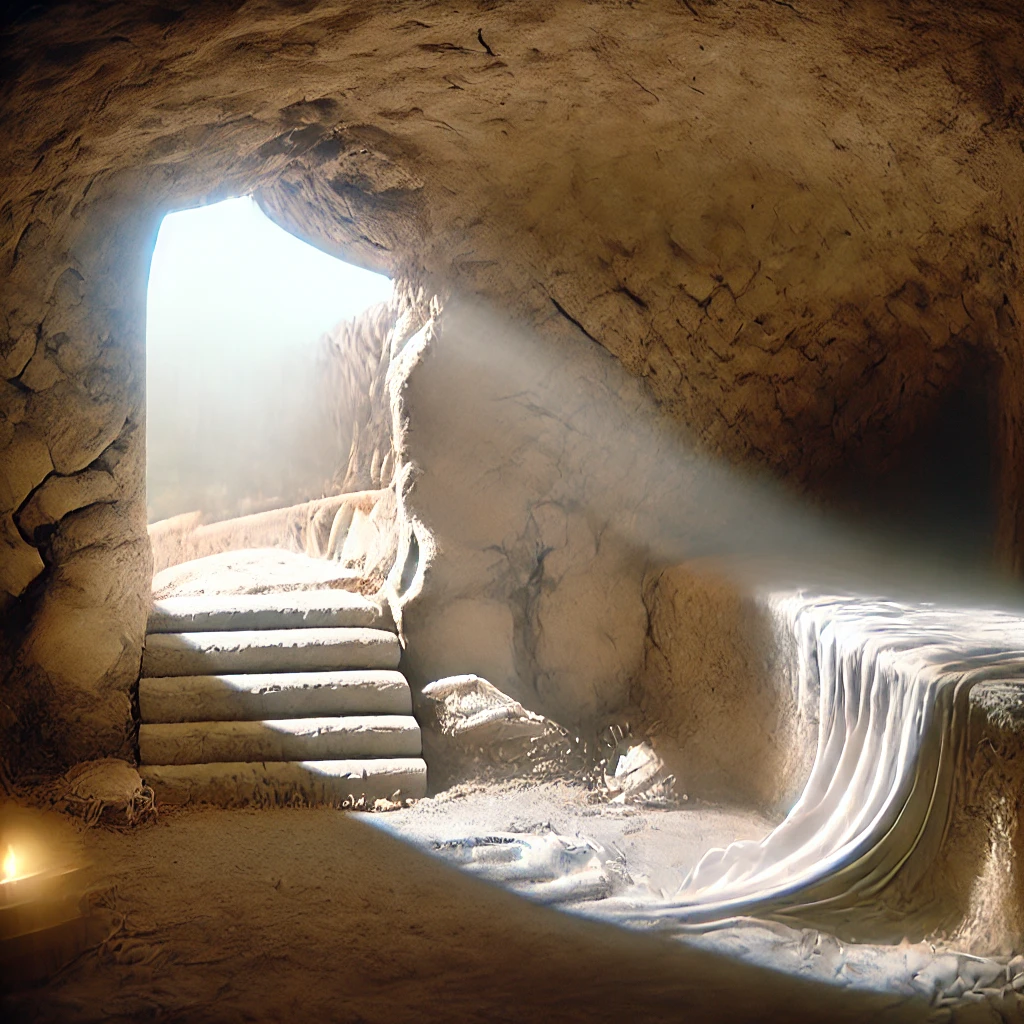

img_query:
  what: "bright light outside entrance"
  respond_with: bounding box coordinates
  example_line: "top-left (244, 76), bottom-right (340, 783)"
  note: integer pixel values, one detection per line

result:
top-left (146, 195), bottom-right (392, 523)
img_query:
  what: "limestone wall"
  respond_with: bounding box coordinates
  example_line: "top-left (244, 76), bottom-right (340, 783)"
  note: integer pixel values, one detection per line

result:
top-left (637, 566), bottom-right (812, 813)
top-left (317, 300), bottom-right (398, 494)
top-left (392, 302), bottom-right (653, 727)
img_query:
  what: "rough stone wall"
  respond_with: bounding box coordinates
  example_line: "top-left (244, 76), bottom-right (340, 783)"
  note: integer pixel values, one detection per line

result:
top-left (638, 566), bottom-right (812, 812)
top-left (393, 301), bottom-right (653, 727)
top-left (317, 296), bottom-right (406, 494)
top-left (1, 189), bottom-right (157, 766)
top-left (2, 0), bottom-right (1023, 767)
top-left (946, 685), bottom-right (1024, 955)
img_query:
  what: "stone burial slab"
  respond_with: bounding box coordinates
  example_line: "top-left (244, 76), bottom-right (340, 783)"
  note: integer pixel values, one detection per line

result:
top-left (141, 627), bottom-right (401, 677)
top-left (141, 758), bottom-right (428, 806)
top-left (139, 669), bottom-right (413, 723)
top-left (139, 715), bottom-right (422, 764)
top-left (147, 590), bottom-right (387, 633)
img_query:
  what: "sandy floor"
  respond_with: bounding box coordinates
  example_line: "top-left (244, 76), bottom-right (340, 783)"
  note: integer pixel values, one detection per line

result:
top-left (372, 781), bottom-right (777, 900)
top-left (2, 786), bottom-right (933, 1024)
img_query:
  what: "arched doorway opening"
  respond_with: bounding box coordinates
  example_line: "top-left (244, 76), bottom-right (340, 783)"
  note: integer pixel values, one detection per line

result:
top-left (145, 194), bottom-right (392, 526)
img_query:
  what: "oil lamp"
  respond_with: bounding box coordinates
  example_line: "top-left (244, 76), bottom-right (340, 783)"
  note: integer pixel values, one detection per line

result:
top-left (0, 806), bottom-right (91, 989)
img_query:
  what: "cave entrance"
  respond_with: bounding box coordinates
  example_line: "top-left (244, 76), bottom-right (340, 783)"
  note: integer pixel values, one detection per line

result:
top-left (145, 195), bottom-right (392, 528)
top-left (140, 196), bottom-right (426, 803)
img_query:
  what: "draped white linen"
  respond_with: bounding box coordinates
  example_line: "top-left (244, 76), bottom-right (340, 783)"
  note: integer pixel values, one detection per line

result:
top-left (615, 594), bottom-right (1024, 932)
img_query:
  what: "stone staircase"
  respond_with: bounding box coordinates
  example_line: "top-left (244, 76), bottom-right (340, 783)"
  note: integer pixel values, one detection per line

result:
top-left (137, 590), bottom-right (427, 806)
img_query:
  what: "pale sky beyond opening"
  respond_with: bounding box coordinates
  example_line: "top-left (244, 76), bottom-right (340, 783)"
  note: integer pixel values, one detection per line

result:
top-left (146, 195), bottom-right (392, 347)
top-left (146, 195), bottom-right (392, 522)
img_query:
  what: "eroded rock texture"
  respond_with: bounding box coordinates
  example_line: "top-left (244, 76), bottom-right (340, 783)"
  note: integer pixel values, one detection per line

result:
top-left (393, 302), bottom-right (653, 727)
top-left (2, 0), bottom-right (1023, 772)
top-left (639, 566), bottom-right (812, 813)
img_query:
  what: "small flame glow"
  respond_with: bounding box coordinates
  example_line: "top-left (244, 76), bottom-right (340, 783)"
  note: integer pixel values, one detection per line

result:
top-left (2, 845), bottom-right (16, 882)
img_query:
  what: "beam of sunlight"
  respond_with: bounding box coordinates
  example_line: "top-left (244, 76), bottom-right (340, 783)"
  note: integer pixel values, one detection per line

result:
top-left (424, 301), bottom-right (1024, 612)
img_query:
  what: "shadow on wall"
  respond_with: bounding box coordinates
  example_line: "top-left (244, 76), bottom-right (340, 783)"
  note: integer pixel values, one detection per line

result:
top-left (822, 355), bottom-right (1000, 566)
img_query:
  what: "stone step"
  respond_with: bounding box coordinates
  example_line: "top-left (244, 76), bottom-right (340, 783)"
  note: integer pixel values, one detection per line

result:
top-left (139, 669), bottom-right (412, 723)
top-left (141, 758), bottom-right (428, 806)
top-left (141, 627), bottom-right (400, 678)
top-left (139, 715), bottom-right (422, 765)
top-left (147, 590), bottom-right (387, 634)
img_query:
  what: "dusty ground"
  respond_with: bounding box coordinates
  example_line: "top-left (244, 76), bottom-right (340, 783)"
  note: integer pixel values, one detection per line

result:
top-left (2, 784), bottom-right (935, 1024)
top-left (372, 780), bottom-right (777, 900)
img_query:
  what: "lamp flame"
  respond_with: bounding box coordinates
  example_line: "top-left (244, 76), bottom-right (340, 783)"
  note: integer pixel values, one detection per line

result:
top-left (2, 844), bottom-right (16, 882)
